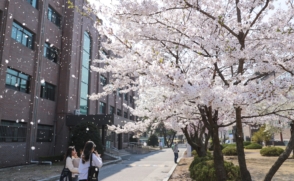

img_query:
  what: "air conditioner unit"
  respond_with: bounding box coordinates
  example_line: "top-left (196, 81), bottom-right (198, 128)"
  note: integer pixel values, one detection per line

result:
top-left (74, 109), bottom-right (80, 115)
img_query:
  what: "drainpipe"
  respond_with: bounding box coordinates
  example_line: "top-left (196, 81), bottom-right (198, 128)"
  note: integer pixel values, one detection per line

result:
top-left (29, 0), bottom-right (47, 162)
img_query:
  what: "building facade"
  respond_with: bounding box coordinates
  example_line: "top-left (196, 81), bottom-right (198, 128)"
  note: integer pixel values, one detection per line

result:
top-left (0, 0), bottom-right (134, 168)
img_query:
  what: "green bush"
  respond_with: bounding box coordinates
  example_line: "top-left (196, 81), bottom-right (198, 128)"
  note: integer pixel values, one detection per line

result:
top-left (245, 143), bottom-right (262, 149)
top-left (191, 150), bottom-right (197, 157)
top-left (39, 154), bottom-right (64, 162)
top-left (222, 147), bottom-right (238, 156)
top-left (222, 144), bottom-right (236, 149)
top-left (209, 143), bottom-right (224, 151)
top-left (260, 147), bottom-right (284, 156)
top-left (190, 159), bottom-right (241, 181)
top-left (69, 122), bottom-right (104, 156)
top-left (147, 134), bottom-right (159, 147)
top-left (243, 141), bottom-right (251, 146)
top-left (189, 154), bottom-right (213, 179)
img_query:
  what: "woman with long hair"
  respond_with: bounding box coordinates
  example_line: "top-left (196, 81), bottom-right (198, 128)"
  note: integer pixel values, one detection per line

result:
top-left (65, 146), bottom-right (79, 181)
top-left (78, 141), bottom-right (103, 181)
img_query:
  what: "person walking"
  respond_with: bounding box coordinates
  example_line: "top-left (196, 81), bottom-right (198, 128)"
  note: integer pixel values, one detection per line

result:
top-left (159, 141), bottom-right (163, 150)
top-left (172, 142), bottom-right (179, 164)
top-left (65, 146), bottom-right (79, 181)
top-left (78, 141), bottom-right (103, 181)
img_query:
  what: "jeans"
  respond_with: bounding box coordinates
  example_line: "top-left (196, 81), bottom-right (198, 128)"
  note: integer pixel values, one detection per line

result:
top-left (174, 152), bottom-right (178, 163)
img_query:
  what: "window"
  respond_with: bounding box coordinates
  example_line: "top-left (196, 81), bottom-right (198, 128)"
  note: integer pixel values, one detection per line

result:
top-left (130, 115), bottom-right (134, 121)
top-left (11, 21), bottom-right (34, 49)
top-left (117, 109), bottom-right (121, 116)
top-left (130, 96), bottom-right (134, 104)
top-left (47, 7), bottom-right (61, 28)
top-left (40, 82), bottom-right (55, 101)
top-left (80, 32), bottom-right (91, 115)
top-left (27, 0), bottom-right (37, 8)
top-left (100, 75), bottom-right (107, 87)
top-left (99, 102), bottom-right (106, 114)
top-left (6, 68), bottom-right (30, 93)
top-left (109, 106), bottom-right (115, 114)
top-left (44, 43), bottom-right (58, 63)
top-left (123, 133), bottom-right (128, 142)
top-left (36, 124), bottom-right (53, 142)
top-left (124, 112), bottom-right (128, 118)
top-left (124, 93), bottom-right (128, 101)
top-left (0, 120), bottom-right (27, 142)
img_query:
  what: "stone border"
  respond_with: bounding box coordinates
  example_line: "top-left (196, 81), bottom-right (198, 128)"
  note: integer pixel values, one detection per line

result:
top-left (37, 158), bottom-right (122, 181)
top-left (162, 150), bottom-right (186, 181)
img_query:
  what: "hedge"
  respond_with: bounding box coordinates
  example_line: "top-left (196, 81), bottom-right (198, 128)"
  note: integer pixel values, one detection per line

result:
top-left (222, 147), bottom-right (238, 156)
top-left (260, 147), bottom-right (284, 156)
top-left (190, 159), bottom-right (241, 181)
top-left (245, 143), bottom-right (262, 149)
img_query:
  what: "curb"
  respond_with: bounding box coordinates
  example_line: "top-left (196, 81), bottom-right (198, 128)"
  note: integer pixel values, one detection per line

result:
top-left (162, 150), bottom-right (186, 181)
top-left (37, 158), bottom-right (122, 181)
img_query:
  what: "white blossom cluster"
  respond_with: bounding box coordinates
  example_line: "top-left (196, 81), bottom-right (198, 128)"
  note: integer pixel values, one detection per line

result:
top-left (87, 0), bottom-right (294, 134)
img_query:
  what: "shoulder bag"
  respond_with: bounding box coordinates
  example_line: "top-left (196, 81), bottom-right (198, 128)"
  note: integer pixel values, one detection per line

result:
top-left (88, 153), bottom-right (99, 181)
top-left (59, 157), bottom-right (72, 181)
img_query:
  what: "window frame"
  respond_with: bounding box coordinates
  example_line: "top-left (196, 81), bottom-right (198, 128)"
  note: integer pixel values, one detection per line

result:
top-left (99, 102), bottom-right (106, 114)
top-left (11, 21), bottom-right (34, 49)
top-left (26, 0), bottom-right (38, 9)
top-left (117, 109), bottom-right (121, 116)
top-left (40, 82), bottom-right (56, 101)
top-left (36, 124), bottom-right (54, 142)
top-left (100, 75), bottom-right (107, 87)
top-left (47, 6), bottom-right (61, 28)
top-left (44, 43), bottom-right (58, 63)
top-left (5, 67), bottom-right (30, 93)
top-left (0, 120), bottom-right (27, 142)
top-left (109, 106), bottom-right (115, 114)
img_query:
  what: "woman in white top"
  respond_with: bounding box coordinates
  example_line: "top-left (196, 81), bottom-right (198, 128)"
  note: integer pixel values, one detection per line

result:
top-left (78, 141), bottom-right (103, 181)
top-left (65, 146), bottom-right (79, 181)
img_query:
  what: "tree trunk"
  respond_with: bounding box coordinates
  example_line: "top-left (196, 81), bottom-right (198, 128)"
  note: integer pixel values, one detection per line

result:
top-left (212, 125), bottom-right (227, 181)
top-left (263, 123), bottom-right (294, 181)
top-left (235, 107), bottom-right (252, 181)
top-left (181, 126), bottom-right (208, 157)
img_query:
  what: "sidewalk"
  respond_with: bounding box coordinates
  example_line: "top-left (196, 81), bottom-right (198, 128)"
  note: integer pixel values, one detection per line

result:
top-left (0, 159), bottom-right (120, 181)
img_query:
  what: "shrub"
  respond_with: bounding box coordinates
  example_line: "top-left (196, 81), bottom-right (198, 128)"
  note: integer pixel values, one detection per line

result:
top-left (190, 159), bottom-right (241, 181)
top-left (191, 150), bottom-right (197, 157)
top-left (222, 144), bottom-right (236, 149)
top-left (222, 147), bottom-right (238, 156)
top-left (260, 147), bottom-right (284, 156)
top-left (243, 141), bottom-right (251, 147)
top-left (147, 134), bottom-right (159, 147)
top-left (69, 122), bottom-right (104, 157)
top-left (245, 143), bottom-right (262, 149)
top-left (189, 154), bottom-right (213, 179)
top-left (209, 143), bottom-right (224, 151)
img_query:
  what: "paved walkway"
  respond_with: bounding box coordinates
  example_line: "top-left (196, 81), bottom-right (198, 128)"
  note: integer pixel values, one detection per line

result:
top-left (99, 146), bottom-right (186, 181)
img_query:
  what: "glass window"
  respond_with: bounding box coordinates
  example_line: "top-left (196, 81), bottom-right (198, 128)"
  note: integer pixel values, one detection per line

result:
top-left (5, 68), bottom-right (30, 93)
top-left (124, 112), bottom-right (128, 118)
top-left (124, 93), bottom-right (128, 101)
top-left (36, 124), bottom-right (53, 142)
top-left (99, 102), bottom-right (106, 114)
top-left (26, 0), bottom-right (37, 8)
top-left (40, 82), bottom-right (55, 101)
top-left (109, 106), bottom-right (115, 114)
top-left (48, 7), bottom-right (61, 28)
top-left (117, 109), bottom-right (121, 116)
top-left (100, 75), bottom-right (107, 87)
top-left (11, 21), bottom-right (34, 49)
top-left (43, 43), bottom-right (58, 63)
top-left (79, 32), bottom-right (91, 115)
top-left (0, 120), bottom-right (27, 142)
top-left (80, 98), bottom-right (87, 115)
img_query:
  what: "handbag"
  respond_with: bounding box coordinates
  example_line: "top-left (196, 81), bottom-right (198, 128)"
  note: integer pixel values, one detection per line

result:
top-left (59, 158), bottom-right (72, 181)
top-left (87, 153), bottom-right (99, 181)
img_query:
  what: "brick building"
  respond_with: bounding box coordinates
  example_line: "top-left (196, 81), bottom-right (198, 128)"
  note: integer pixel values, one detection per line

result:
top-left (0, 0), bottom-right (135, 168)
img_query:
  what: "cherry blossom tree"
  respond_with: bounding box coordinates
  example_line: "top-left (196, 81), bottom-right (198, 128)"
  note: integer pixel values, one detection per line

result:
top-left (81, 0), bottom-right (294, 180)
